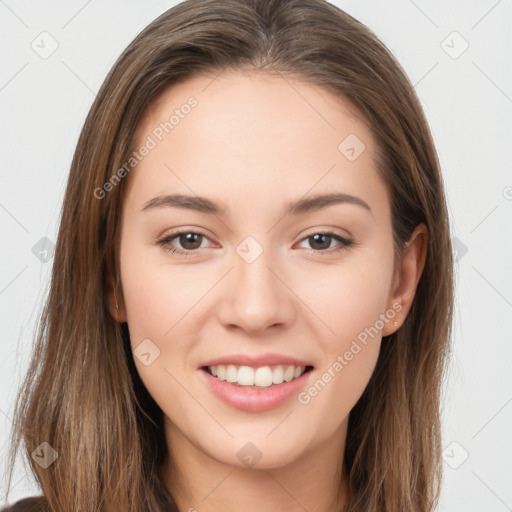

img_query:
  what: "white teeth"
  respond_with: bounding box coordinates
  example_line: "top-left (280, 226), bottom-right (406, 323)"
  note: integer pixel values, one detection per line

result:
top-left (207, 364), bottom-right (307, 387)
top-left (272, 366), bottom-right (284, 384)
top-left (254, 367), bottom-right (273, 387)
top-left (226, 364), bottom-right (238, 383)
top-left (284, 366), bottom-right (294, 382)
top-left (238, 366), bottom-right (254, 385)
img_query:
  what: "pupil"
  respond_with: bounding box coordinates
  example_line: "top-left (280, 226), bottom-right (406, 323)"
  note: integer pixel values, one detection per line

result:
top-left (311, 234), bottom-right (330, 250)
top-left (181, 233), bottom-right (201, 250)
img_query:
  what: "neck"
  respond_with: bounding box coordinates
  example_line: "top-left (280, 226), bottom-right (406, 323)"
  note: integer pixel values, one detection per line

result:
top-left (160, 419), bottom-right (349, 512)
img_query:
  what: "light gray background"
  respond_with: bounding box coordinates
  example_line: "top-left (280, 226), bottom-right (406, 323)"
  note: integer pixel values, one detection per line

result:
top-left (1, 0), bottom-right (511, 510)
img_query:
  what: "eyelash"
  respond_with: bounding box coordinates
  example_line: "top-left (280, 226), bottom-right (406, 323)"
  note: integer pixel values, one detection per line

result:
top-left (156, 229), bottom-right (354, 257)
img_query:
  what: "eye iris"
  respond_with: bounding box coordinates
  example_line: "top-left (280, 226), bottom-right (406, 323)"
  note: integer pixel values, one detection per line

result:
top-left (180, 233), bottom-right (202, 250)
top-left (168, 232), bottom-right (344, 253)
top-left (310, 234), bottom-right (331, 250)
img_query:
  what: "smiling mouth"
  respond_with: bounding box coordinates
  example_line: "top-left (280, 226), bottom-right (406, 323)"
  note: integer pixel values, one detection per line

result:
top-left (201, 364), bottom-right (314, 388)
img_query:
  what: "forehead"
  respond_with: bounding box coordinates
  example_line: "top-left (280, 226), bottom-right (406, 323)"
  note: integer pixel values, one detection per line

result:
top-left (125, 70), bottom-right (389, 222)
top-left (135, 70), bottom-right (374, 154)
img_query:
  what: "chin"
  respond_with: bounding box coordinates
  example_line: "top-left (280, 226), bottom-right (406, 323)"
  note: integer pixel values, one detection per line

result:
top-left (204, 434), bottom-right (311, 470)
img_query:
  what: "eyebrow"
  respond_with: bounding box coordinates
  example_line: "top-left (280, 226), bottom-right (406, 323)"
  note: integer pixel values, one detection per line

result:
top-left (141, 192), bottom-right (372, 217)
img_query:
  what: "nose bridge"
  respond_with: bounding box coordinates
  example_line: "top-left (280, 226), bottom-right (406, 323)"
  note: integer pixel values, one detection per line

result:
top-left (221, 234), bottom-right (292, 330)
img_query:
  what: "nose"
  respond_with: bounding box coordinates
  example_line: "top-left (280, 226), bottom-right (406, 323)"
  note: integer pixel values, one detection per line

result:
top-left (217, 245), bottom-right (295, 333)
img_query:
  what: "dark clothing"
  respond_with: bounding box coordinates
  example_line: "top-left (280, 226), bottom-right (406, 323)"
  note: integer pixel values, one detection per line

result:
top-left (1, 497), bottom-right (47, 511)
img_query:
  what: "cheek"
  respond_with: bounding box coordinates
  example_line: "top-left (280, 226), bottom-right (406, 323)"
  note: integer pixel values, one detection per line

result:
top-left (292, 247), bottom-right (393, 427)
top-left (296, 340), bottom-right (380, 447)
top-left (119, 240), bottom-right (201, 417)
top-left (295, 302), bottom-right (385, 444)
top-left (119, 237), bottom-right (202, 344)
top-left (299, 248), bottom-right (394, 346)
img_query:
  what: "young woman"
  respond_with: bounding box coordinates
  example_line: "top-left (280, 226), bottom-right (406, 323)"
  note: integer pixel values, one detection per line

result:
top-left (3, 0), bottom-right (454, 510)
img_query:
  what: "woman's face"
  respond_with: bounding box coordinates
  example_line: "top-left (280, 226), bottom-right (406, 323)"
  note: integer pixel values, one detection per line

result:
top-left (115, 70), bottom-right (404, 469)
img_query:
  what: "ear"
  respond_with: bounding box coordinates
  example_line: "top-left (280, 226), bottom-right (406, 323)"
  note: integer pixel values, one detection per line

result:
top-left (382, 223), bottom-right (428, 336)
top-left (107, 276), bottom-right (127, 323)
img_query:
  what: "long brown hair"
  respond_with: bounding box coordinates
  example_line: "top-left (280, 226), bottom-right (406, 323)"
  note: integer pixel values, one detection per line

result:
top-left (5, 0), bottom-right (454, 510)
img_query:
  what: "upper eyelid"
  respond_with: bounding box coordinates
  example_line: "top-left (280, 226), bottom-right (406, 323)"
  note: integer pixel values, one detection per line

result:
top-left (158, 228), bottom-right (353, 249)
top-left (158, 229), bottom-right (215, 245)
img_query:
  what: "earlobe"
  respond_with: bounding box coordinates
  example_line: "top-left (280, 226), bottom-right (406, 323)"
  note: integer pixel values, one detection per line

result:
top-left (382, 223), bottom-right (428, 336)
top-left (107, 279), bottom-right (128, 323)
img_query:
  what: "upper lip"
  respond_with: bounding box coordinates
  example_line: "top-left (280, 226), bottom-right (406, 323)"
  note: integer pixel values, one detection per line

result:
top-left (200, 352), bottom-right (314, 369)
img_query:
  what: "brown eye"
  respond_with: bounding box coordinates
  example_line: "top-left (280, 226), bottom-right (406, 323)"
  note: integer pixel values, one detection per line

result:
top-left (176, 232), bottom-right (203, 250)
top-left (298, 231), bottom-right (353, 254)
top-left (308, 233), bottom-right (333, 251)
top-left (157, 230), bottom-right (211, 256)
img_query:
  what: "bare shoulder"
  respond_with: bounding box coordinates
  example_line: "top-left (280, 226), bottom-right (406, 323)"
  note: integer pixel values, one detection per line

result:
top-left (1, 497), bottom-right (48, 511)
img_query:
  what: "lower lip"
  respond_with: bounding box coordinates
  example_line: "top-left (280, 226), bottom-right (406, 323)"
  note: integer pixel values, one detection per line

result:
top-left (198, 367), bottom-right (314, 412)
